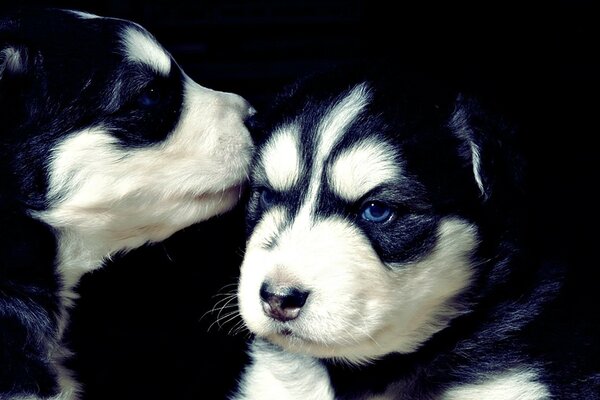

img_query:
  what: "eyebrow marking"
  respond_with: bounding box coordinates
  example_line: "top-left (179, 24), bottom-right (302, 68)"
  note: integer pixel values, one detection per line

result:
top-left (329, 140), bottom-right (399, 202)
top-left (261, 126), bottom-right (303, 192)
top-left (120, 26), bottom-right (171, 76)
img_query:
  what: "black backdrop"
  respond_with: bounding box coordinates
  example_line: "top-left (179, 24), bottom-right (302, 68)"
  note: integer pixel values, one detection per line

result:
top-left (3, 1), bottom-right (598, 399)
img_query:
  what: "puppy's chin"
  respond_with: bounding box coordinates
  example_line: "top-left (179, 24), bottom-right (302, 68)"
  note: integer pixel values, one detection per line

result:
top-left (254, 326), bottom-right (388, 365)
top-left (188, 183), bottom-right (245, 221)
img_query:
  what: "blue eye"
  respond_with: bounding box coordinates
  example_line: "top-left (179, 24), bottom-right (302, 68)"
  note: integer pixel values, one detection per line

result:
top-left (259, 189), bottom-right (276, 208)
top-left (360, 201), bottom-right (394, 223)
top-left (137, 85), bottom-right (162, 107)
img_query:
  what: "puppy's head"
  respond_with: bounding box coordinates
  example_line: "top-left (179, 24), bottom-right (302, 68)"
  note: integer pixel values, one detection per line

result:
top-left (238, 71), bottom-right (522, 364)
top-left (0, 9), bottom-right (254, 250)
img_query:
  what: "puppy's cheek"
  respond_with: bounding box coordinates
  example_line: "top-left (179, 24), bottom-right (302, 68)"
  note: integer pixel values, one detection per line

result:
top-left (238, 216), bottom-right (388, 342)
top-left (238, 208), bottom-right (290, 334)
top-left (238, 252), bottom-right (271, 336)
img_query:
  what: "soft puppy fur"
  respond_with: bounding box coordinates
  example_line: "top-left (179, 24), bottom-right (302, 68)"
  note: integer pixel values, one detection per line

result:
top-left (1, 8), bottom-right (253, 399)
top-left (235, 68), bottom-right (599, 399)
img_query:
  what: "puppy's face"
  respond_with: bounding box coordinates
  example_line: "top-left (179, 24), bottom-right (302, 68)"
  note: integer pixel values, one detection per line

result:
top-left (0, 9), bottom-right (253, 248)
top-left (238, 78), bottom-right (485, 363)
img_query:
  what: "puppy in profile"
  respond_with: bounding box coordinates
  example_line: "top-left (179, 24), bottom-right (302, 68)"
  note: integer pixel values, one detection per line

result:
top-left (235, 69), bottom-right (599, 399)
top-left (1, 8), bottom-right (253, 400)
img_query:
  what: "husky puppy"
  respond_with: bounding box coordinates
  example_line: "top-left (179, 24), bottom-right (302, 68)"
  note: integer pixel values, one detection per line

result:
top-left (0, 8), bottom-right (253, 399)
top-left (235, 69), bottom-right (599, 399)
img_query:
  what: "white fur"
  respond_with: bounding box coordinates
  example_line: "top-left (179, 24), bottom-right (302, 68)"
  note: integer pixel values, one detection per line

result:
top-left (66, 10), bottom-right (101, 19)
top-left (37, 76), bottom-right (252, 289)
top-left (233, 340), bottom-right (334, 400)
top-left (329, 139), bottom-right (399, 201)
top-left (260, 126), bottom-right (302, 191)
top-left (442, 369), bottom-right (551, 400)
top-left (449, 103), bottom-right (486, 197)
top-left (120, 26), bottom-right (171, 76)
top-left (239, 216), bottom-right (477, 364)
top-left (470, 140), bottom-right (485, 195)
top-left (0, 47), bottom-right (25, 77)
top-left (13, 366), bottom-right (80, 400)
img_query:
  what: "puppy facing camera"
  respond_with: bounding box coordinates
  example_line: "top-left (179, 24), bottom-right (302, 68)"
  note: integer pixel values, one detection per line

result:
top-left (234, 68), bottom-right (599, 399)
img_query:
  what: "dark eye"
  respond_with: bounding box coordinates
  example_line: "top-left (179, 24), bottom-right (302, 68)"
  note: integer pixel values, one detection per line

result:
top-left (137, 84), bottom-right (162, 108)
top-left (259, 188), bottom-right (277, 209)
top-left (360, 201), bottom-right (394, 223)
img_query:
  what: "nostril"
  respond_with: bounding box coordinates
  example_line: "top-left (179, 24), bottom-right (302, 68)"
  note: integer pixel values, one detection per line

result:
top-left (259, 281), bottom-right (273, 303)
top-left (259, 282), bottom-right (310, 322)
top-left (281, 287), bottom-right (309, 309)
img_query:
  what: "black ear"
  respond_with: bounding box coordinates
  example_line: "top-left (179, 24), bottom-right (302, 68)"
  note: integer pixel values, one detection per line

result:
top-left (449, 94), bottom-right (525, 204)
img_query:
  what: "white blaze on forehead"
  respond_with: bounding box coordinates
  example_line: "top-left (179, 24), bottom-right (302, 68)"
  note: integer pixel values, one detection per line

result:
top-left (261, 126), bottom-right (302, 191)
top-left (297, 82), bottom-right (371, 222)
top-left (120, 26), bottom-right (171, 76)
top-left (329, 140), bottom-right (399, 202)
top-left (315, 83), bottom-right (372, 168)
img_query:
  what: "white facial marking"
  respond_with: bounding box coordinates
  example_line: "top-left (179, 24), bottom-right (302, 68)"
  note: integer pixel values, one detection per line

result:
top-left (317, 83), bottom-right (372, 162)
top-left (261, 126), bottom-right (302, 191)
top-left (303, 83), bottom-right (371, 209)
top-left (120, 26), bottom-right (171, 76)
top-left (37, 76), bottom-right (253, 289)
top-left (442, 369), bottom-right (550, 400)
top-left (239, 215), bottom-right (477, 364)
top-left (289, 83), bottom-right (371, 238)
top-left (329, 140), bottom-right (399, 202)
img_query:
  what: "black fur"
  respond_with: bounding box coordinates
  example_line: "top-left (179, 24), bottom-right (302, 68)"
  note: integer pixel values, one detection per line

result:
top-left (0, 197), bottom-right (60, 397)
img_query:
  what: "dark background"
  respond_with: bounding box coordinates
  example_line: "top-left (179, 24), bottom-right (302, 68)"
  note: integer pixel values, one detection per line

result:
top-left (3, 1), bottom-right (598, 399)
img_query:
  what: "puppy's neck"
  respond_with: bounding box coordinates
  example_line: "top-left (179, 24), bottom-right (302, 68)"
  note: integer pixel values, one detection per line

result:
top-left (52, 226), bottom-right (145, 294)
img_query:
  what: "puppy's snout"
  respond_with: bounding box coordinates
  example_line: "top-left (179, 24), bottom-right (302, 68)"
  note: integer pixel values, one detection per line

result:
top-left (259, 281), bottom-right (309, 322)
top-left (224, 92), bottom-right (255, 120)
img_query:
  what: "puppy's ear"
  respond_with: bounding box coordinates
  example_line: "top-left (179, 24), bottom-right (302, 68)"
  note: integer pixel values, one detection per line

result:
top-left (449, 94), bottom-right (525, 203)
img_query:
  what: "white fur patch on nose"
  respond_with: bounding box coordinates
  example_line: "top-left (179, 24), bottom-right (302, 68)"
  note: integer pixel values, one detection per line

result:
top-left (328, 140), bottom-right (399, 202)
top-left (120, 26), bottom-right (171, 76)
top-left (260, 127), bottom-right (303, 191)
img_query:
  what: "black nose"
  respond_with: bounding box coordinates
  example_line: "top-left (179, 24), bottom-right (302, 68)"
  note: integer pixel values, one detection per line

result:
top-left (259, 281), bottom-right (310, 322)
